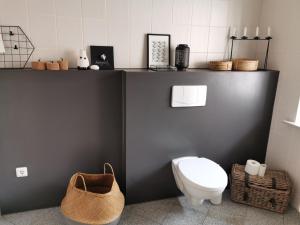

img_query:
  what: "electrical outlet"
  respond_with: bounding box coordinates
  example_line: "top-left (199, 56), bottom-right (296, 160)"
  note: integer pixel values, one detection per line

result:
top-left (16, 167), bottom-right (28, 178)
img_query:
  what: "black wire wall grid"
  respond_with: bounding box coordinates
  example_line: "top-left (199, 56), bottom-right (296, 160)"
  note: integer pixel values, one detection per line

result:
top-left (0, 26), bottom-right (35, 69)
top-left (229, 35), bottom-right (272, 70)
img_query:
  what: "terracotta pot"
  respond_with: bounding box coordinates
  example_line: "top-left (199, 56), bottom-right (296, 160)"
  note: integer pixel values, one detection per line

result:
top-left (46, 61), bottom-right (60, 70)
top-left (31, 60), bottom-right (46, 70)
top-left (58, 58), bottom-right (69, 70)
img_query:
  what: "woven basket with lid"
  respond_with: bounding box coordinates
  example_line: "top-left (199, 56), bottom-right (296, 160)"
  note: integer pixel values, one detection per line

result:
top-left (230, 164), bottom-right (292, 213)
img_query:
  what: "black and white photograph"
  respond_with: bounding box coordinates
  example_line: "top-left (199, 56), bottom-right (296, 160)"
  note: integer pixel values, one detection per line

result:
top-left (147, 33), bottom-right (170, 69)
top-left (90, 46), bottom-right (114, 70)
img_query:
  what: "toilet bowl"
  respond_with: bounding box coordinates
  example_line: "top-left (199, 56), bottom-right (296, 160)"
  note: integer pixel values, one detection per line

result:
top-left (172, 156), bottom-right (228, 206)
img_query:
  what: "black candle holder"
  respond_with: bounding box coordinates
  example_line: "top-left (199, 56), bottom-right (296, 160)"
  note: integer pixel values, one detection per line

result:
top-left (229, 36), bottom-right (272, 70)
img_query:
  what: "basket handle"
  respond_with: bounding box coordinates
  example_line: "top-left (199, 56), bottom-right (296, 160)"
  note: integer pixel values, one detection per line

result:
top-left (104, 163), bottom-right (115, 176)
top-left (77, 174), bottom-right (87, 191)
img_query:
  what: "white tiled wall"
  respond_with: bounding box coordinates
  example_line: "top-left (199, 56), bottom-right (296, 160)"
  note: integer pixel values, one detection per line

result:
top-left (258, 0), bottom-right (300, 212)
top-left (0, 0), bottom-right (262, 68)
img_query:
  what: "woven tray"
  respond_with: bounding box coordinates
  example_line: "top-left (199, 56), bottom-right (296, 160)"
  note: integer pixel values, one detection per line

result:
top-left (230, 164), bottom-right (292, 213)
top-left (208, 60), bottom-right (232, 71)
top-left (232, 59), bottom-right (259, 71)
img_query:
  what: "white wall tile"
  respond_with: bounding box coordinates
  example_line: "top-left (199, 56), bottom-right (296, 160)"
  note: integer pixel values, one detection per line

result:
top-left (208, 27), bottom-right (229, 52)
top-left (56, 16), bottom-right (83, 66)
top-left (207, 52), bottom-right (225, 61)
top-left (210, 0), bottom-right (229, 27)
top-left (107, 0), bottom-right (130, 68)
top-left (189, 53), bottom-right (207, 68)
top-left (57, 16), bottom-right (83, 48)
top-left (192, 0), bottom-right (211, 26)
top-left (190, 26), bottom-right (209, 52)
top-left (172, 25), bottom-right (191, 48)
top-left (83, 18), bottom-right (107, 47)
top-left (173, 0), bottom-right (192, 25)
top-left (82, 0), bottom-right (106, 19)
top-left (0, 0), bottom-right (29, 33)
top-left (0, 0), bottom-right (262, 68)
top-left (30, 48), bottom-right (59, 62)
top-left (29, 15), bottom-right (57, 48)
top-left (129, 0), bottom-right (152, 68)
top-left (152, 0), bottom-right (173, 27)
top-left (55, 0), bottom-right (82, 17)
top-left (28, 0), bottom-right (55, 15)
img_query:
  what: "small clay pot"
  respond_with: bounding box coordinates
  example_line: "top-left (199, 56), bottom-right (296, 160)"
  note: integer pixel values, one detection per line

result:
top-left (58, 58), bottom-right (69, 70)
top-left (46, 61), bottom-right (60, 70)
top-left (31, 60), bottom-right (46, 70)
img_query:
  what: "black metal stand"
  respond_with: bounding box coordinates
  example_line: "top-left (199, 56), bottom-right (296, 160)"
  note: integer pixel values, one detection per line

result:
top-left (229, 36), bottom-right (272, 70)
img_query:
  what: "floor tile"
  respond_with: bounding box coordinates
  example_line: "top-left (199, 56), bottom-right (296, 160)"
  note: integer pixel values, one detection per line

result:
top-left (3, 208), bottom-right (66, 225)
top-left (119, 209), bottom-right (160, 225)
top-left (1, 194), bottom-right (299, 225)
top-left (245, 206), bottom-right (284, 225)
top-left (208, 199), bottom-right (248, 218)
top-left (203, 216), bottom-right (244, 225)
top-left (283, 207), bottom-right (300, 225)
top-left (125, 198), bottom-right (176, 224)
top-left (162, 205), bottom-right (206, 225)
top-left (0, 217), bottom-right (14, 225)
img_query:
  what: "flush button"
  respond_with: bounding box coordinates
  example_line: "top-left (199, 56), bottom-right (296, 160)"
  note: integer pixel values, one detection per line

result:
top-left (171, 85), bottom-right (207, 107)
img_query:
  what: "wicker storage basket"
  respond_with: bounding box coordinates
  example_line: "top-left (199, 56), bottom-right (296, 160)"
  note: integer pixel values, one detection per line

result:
top-left (230, 164), bottom-right (292, 213)
top-left (233, 59), bottom-right (259, 71)
top-left (61, 163), bottom-right (125, 225)
top-left (208, 60), bottom-right (232, 71)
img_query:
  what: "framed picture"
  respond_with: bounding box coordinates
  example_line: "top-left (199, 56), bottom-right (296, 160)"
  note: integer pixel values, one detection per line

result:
top-left (147, 34), bottom-right (171, 69)
top-left (90, 46), bottom-right (114, 70)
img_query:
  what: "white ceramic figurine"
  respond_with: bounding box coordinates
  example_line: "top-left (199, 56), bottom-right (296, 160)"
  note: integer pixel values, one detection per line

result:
top-left (77, 49), bottom-right (89, 70)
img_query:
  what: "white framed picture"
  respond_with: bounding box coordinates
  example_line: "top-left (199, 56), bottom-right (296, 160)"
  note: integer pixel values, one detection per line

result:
top-left (147, 34), bottom-right (170, 68)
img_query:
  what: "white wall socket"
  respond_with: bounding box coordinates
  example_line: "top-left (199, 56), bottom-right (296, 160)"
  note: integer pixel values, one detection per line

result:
top-left (16, 167), bottom-right (28, 178)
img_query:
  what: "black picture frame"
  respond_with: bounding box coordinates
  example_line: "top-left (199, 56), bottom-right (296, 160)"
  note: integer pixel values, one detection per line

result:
top-left (147, 34), bottom-right (171, 69)
top-left (90, 46), bottom-right (114, 70)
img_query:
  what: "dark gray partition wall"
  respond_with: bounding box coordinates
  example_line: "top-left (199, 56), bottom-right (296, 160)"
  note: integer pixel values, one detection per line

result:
top-left (0, 69), bottom-right (279, 213)
top-left (0, 70), bottom-right (123, 214)
top-left (124, 70), bottom-right (279, 204)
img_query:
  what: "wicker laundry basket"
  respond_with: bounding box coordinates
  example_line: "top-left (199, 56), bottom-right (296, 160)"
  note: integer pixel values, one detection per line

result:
top-left (61, 163), bottom-right (125, 225)
top-left (230, 164), bottom-right (292, 213)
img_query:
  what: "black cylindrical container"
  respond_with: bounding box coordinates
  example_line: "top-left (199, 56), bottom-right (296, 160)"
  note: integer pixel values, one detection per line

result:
top-left (175, 44), bottom-right (190, 71)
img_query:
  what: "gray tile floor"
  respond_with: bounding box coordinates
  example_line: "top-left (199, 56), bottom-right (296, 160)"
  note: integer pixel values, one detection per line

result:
top-left (1, 192), bottom-right (299, 225)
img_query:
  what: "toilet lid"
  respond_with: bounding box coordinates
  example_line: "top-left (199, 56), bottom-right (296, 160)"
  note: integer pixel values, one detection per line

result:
top-left (178, 157), bottom-right (228, 191)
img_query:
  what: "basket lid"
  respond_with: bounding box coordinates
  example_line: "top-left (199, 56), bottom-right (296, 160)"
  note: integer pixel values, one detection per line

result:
top-left (231, 164), bottom-right (290, 190)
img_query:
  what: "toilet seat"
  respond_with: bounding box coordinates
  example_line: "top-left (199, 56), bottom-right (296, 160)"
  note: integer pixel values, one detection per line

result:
top-left (178, 157), bottom-right (228, 192)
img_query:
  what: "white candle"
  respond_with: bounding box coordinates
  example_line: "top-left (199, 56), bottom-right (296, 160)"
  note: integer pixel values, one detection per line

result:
top-left (231, 27), bottom-right (236, 37)
top-left (243, 27), bottom-right (247, 36)
top-left (0, 33), bottom-right (5, 53)
top-left (267, 26), bottom-right (271, 37)
top-left (296, 97), bottom-right (300, 125)
top-left (256, 26), bottom-right (259, 37)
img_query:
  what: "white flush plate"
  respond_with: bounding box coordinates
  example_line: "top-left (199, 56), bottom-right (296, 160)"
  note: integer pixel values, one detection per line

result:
top-left (171, 85), bottom-right (207, 107)
top-left (16, 167), bottom-right (28, 178)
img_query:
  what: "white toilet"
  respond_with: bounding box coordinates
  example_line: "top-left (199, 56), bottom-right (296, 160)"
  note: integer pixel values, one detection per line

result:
top-left (172, 156), bottom-right (228, 205)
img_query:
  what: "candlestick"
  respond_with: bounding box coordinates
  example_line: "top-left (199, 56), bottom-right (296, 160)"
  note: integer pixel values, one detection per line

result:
top-left (256, 26), bottom-right (259, 37)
